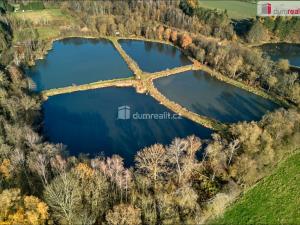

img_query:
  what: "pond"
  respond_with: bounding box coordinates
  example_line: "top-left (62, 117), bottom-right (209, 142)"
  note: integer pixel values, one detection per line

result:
top-left (119, 39), bottom-right (191, 72)
top-left (154, 70), bottom-right (279, 123)
top-left (26, 38), bottom-right (132, 91)
top-left (260, 43), bottom-right (300, 67)
top-left (43, 87), bottom-right (212, 165)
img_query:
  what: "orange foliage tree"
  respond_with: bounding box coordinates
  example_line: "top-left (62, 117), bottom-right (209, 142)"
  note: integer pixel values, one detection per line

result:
top-left (180, 33), bottom-right (192, 49)
top-left (157, 25), bottom-right (164, 40)
top-left (171, 30), bottom-right (178, 43)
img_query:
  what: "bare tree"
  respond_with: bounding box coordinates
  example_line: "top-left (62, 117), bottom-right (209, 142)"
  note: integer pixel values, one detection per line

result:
top-left (226, 139), bottom-right (240, 166)
top-left (167, 138), bottom-right (188, 183)
top-left (28, 152), bottom-right (49, 185)
top-left (135, 144), bottom-right (167, 187)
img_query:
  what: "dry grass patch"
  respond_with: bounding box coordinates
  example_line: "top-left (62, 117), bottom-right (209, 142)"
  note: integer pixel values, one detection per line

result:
top-left (13, 9), bottom-right (73, 25)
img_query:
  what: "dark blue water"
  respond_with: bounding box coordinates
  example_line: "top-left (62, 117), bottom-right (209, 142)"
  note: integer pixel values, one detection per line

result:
top-left (261, 43), bottom-right (300, 67)
top-left (26, 38), bottom-right (132, 91)
top-left (119, 39), bottom-right (191, 72)
top-left (154, 70), bottom-right (279, 123)
top-left (43, 87), bottom-right (212, 165)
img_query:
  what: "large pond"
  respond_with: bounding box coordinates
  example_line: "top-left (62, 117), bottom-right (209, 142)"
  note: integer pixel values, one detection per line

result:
top-left (26, 38), bottom-right (132, 91)
top-left (154, 70), bottom-right (279, 123)
top-left (260, 43), bottom-right (300, 67)
top-left (119, 39), bottom-right (191, 72)
top-left (43, 88), bottom-right (212, 165)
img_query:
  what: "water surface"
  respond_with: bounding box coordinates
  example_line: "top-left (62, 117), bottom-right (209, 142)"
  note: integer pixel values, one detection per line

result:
top-left (119, 39), bottom-right (191, 72)
top-left (261, 43), bottom-right (300, 67)
top-left (154, 70), bottom-right (279, 123)
top-left (26, 38), bottom-right (132, 91)
top-left (43, 87), bottom-right (212, 165)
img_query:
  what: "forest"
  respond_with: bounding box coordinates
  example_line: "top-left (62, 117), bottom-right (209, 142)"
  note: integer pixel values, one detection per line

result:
top-left (0, 0), bottom-right (299, 224)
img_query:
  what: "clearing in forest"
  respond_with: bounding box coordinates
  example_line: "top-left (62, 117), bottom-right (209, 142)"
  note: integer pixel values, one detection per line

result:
top-left (198, 0), bottom-right (257, 19)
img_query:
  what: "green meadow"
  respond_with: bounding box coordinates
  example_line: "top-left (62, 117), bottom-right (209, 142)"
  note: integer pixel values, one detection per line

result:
top-left (212, 151), bottom-right (300, 225)
top-left (198, 0), bottom-right (257, 19)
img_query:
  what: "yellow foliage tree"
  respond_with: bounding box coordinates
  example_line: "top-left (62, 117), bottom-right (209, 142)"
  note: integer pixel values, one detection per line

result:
top-left (0, 159), bottom-right (12, 179)
top-left (106, 204), bottom-right (142, 225)
top-left (186, 0), bottom-right (199, 9)
top-left (74, 163), bottom-right (95, 179)
top-left (0, 189), bottom-right (49, 225)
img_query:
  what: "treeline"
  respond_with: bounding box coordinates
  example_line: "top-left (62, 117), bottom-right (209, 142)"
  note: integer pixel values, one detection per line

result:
top-left (263, 16), bottom-right (300, 42)
top-left (245, 17), bottom-right (300, 43)
top-left (63, 0), bottom-right (234, 40)
top-left (19, 1), bottom-right (45, 11)
top-left (179, 0), bottom-right (234, 39)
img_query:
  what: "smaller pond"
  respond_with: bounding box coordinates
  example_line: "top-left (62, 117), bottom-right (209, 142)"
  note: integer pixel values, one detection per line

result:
top-left (26, 38), bottom-right (132, 91)
top-left (260, 43), bottom-right (300, 67)
top-left (154, 70), bottom-right (279, 123)
top-left (43, 87), bottom-right (212, 165)
top-left (119, 39), bottom-right (191, 73)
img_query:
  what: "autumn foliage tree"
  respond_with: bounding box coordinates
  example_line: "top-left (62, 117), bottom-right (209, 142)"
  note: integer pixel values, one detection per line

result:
top-left (180, 33), bottom-right (192, 49)
top-left (157, 25), bottom-right (164, 40)
top-left (105, 204), bottom-right (142, 225)
top-left (171, 30), bottom-right (178, 43)
top-left (0, 189), bottom-right (48, 225)
top-left (163, 28), bottom-right (171, 41)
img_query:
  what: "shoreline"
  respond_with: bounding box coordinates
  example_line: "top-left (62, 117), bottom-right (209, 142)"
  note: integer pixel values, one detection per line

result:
top-left (247, 40), bottom-right (300, 48)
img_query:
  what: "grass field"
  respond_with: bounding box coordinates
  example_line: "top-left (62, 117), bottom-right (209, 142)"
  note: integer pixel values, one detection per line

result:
top-left (12, 8), bottom-right (75, 42)
top-left (13, 27), bottom-right (61, 43)
top-left (35, 27), bottom-right (61, 40)
top-left (13, 8), bottom-right (72, 25)
top-left (198, 0), bottom-right (257, 19)
top-left (212, 151), bottom-right (300, 225)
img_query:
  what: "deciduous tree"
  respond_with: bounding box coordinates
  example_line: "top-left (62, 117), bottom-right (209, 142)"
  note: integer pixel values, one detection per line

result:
top-left (180, 33), bottom-right (192, 49)
top-left (106, 204), bottom-right (142, 225)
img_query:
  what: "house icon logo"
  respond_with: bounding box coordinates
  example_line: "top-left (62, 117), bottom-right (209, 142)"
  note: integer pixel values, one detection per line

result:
top-left (261, 2), bottom-right (272, 14)
top-left (117, 105), bottom-right (130, 120)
